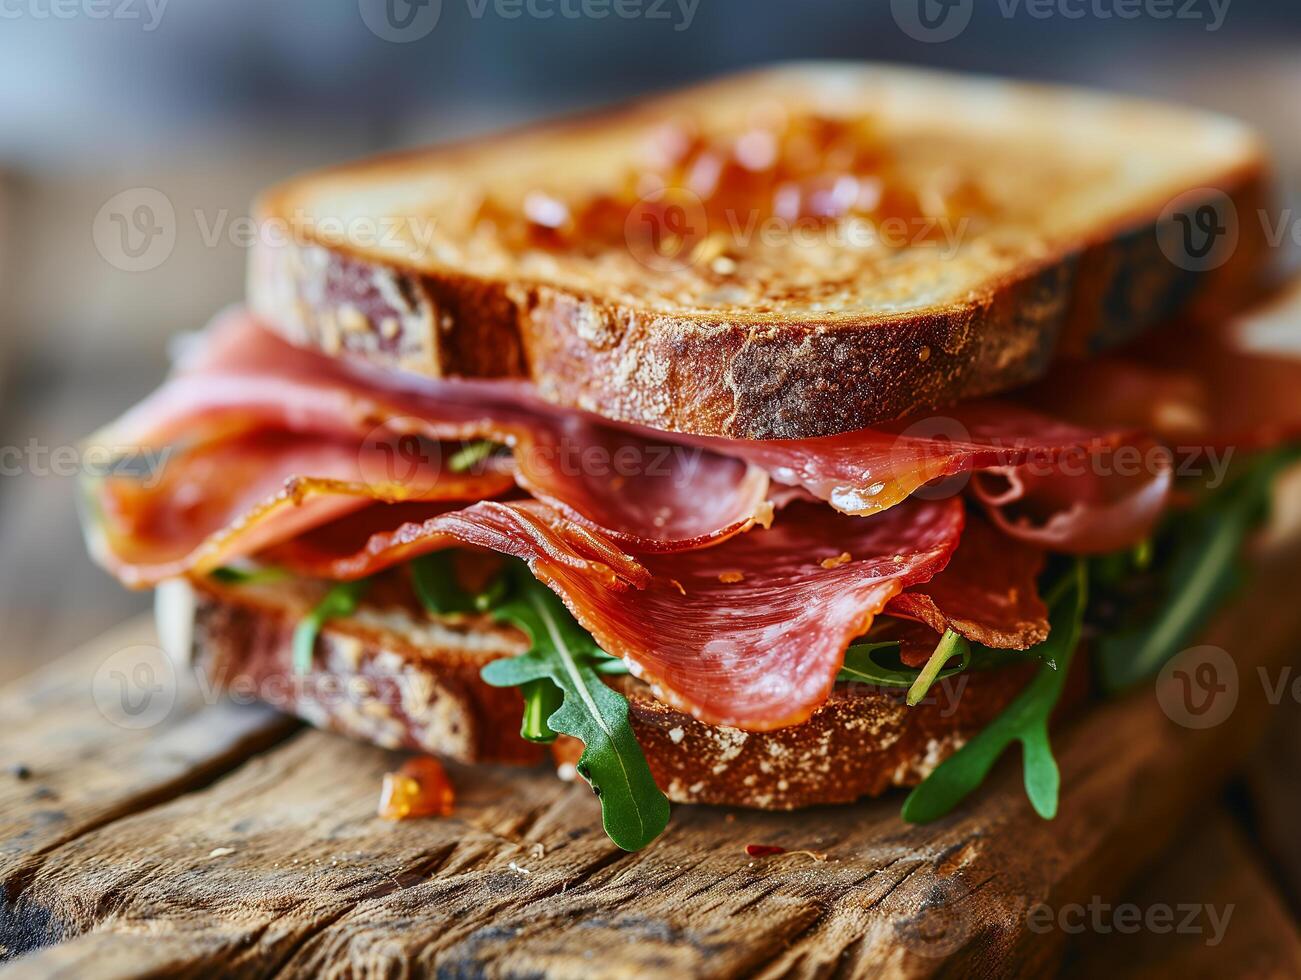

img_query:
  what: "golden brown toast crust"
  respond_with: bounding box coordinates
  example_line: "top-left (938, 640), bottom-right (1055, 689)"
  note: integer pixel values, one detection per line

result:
top-left (188, 579), bottom-right (1033, 810)
top-left (249, 64), bottom-right (1273, 438)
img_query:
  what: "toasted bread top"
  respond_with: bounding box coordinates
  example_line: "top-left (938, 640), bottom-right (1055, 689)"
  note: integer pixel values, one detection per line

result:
top-left (250, 63), bottom-right (1271, 437)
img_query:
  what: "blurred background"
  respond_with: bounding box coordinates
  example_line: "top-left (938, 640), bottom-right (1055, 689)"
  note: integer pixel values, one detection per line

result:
top-left (1, 1), bottom-right (1300, 966)
top-left (2, 0), bottom-right (1301, 669)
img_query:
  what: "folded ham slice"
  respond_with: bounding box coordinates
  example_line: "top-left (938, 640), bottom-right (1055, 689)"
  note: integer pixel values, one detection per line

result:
top-left (77, 309), bottom-right (1232, 729)
top-left (87, 310), bottom-right (1162, 582)
top-left (889, 514), bottom-right (1050, 650)
top-left (1020, 312), bottom-right (1301, 452)
top-left (265, 497), bottom-right (965, 730)
top-left (97, 311), bottom-right (773, 557)
top-left (88, 431), bottom-right (514, 587)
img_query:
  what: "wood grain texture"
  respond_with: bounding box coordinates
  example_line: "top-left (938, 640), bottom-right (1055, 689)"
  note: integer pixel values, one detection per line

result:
top-left (0, 619), bottom-right (297, 958)
top-left (1061, 811), bottom-right (1301, 979)
top-left (1241, 661), bottom-right (1301, 918)
top-left (2, 545), bottom-right (1300, 977)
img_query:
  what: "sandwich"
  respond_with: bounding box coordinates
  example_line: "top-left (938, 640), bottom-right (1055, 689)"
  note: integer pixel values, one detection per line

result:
top-left (80, 63), bottom-right (1301, 851)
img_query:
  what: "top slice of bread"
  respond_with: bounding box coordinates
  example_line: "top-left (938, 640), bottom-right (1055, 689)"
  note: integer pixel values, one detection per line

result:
top-left (250, 62), bottom-right (1272, 438)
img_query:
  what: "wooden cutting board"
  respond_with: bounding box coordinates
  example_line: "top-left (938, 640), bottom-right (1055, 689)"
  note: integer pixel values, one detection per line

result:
top-left (2, 546), bottom-right (1300, 979)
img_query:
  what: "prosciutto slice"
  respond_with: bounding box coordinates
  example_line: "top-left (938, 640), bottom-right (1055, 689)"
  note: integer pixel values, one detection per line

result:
top-left (89, 310), bottom-right (1157, 575)
top-left (970, 438), bottom-right (1174, 554)
top-left (888, 514), bottom-right (1050, 650)
top-left (87, 431), bottom-right (514, 587)
top-left (97, 311), bottom-right (772, 556)
top-left (707, 402), bottom-right (1140, 518)
top-left (258, 497), bottom-right (965, 730)
top-left (1020, 313), bottom-right (1301, 452)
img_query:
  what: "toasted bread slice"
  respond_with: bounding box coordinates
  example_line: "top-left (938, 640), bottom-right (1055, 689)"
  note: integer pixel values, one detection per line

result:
top-left (250, 63), bottom-right (1272, 438)
top-left (174, 576), bottom-right (1034, 810)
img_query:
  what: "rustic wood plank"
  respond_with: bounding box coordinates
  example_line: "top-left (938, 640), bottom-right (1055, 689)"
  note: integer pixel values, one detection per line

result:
top-left (1061, 809), bottom-right (1301, 978)
top-left (1242, 690), bottom-right (1301, 916)
top-left (0, 617), bottom-right (297, 957)
top-left (3, 547), bottom-right (1301, 978)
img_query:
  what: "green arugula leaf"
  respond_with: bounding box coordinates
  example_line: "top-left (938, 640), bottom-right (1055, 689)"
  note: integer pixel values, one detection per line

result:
top-left (1098, 445), bottom-right (1301, 692)
top-left (836, 641), bottom-right (908, 686)
top-left (902, 561), bottom-right (1087, 823)
top-left (447, 440), bottom-right (504, 473)
top-left (480, 563), bottom-right (669, 851)
top-left (292, 579), bottom-right (371, 675)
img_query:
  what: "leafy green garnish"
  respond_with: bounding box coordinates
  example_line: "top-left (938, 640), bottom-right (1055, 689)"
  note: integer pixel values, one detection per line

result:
top-left (480, 563), bottom-right (669, 851)
top-left (836, 638), bottom-right (972, 693)
top-left (837, 641), bottom-right (909, 686)
top-left (902, 561), bottom-right (1087, 823)
top-left (410, 552), bottom-right (509, 616)
top-left (292, 579), bottom-right (371, 674)
top-left (1097, 446), bottom-right (1301, 692)
top-left (210, 564), bottom-right (290, 585)
top-left (447, 440), bottom-right (504, 473)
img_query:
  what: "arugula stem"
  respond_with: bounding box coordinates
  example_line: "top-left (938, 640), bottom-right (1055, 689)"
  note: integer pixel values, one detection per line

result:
top-left (902, 560), bottom-right (1087, 823)
top-left (907, 629), bottom-right (968, 706)
top-left (519, 679), bottom-right (562, 743)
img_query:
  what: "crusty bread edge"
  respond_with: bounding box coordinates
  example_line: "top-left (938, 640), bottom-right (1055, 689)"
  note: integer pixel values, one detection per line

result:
top-left (247, 66), bottom-right (1275, 438)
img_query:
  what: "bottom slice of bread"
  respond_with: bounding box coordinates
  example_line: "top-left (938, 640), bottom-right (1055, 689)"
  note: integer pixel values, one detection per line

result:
top-left (182, 576), bottom-right (1036, 810)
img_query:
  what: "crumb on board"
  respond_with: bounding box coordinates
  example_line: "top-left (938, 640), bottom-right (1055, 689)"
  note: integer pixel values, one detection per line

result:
top-left (377, 756), bottom-right (455, 821)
